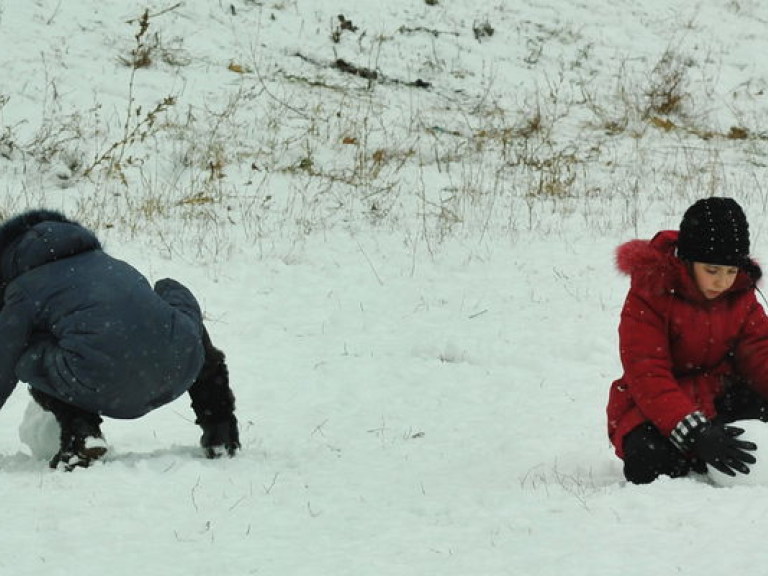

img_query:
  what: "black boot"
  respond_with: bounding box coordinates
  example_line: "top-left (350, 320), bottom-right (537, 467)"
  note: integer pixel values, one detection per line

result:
top-left (50, 417), bottom-right (108, 471)
top-left (29, 388), bottom-right (107, 471)
top-left (188, 327), bottom-right (240, 458)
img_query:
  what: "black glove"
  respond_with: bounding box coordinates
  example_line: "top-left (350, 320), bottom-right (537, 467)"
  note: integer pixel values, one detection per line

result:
top-left (671, 411), bottom-right (757, 476)
top-left (200, 417), bottom-right (240, 458)
top-left (689, 422), bottom-right (756, 476)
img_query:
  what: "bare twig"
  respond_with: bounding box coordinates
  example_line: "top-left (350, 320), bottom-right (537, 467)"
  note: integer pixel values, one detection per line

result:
top-left (295, 52), bottom-right (431, 89)
top-left (263, 473), bottom-right (280, 495)
top-left (125, 2), bottom-right (182, 24)
top-left (190, 476), bottom-right (201, 512)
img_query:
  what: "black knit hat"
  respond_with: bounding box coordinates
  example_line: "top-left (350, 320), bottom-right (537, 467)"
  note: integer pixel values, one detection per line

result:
top-left (677, 197), bottom-right (750, 266)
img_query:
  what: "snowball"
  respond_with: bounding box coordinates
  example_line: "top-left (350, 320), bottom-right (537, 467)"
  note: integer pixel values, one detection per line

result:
top-left (708, 419), bottom-right (768, 487)
top-left (18, 399), bottom-right (61, 461)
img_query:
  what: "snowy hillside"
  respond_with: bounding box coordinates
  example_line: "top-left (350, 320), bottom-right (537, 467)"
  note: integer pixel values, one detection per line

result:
top-left (2, 1), bottom-right (768, 575)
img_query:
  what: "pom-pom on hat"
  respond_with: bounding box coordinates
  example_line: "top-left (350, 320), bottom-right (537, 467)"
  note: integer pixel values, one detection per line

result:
top-left (677, 197), bottom-right (750, 267)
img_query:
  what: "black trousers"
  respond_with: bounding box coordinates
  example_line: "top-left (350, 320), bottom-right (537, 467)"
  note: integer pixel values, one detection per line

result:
top-left (29, 387), bottom-right (103, 440)
top-left (623, 384), bottom-right (768, 484)
top-left (186, 326), bottom-right (236, 425)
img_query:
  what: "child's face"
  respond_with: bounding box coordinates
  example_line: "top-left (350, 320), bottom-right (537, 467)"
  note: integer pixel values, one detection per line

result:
top-left (691, 262), bottom-right (739, 299)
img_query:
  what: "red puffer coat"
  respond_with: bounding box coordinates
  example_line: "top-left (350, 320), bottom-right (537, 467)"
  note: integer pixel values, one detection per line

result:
top-left (608, 230), bottom-right (768, 458)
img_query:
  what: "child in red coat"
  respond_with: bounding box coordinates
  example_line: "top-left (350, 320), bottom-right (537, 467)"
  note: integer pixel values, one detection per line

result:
top-left (608, 197), bottom-right (768, 484)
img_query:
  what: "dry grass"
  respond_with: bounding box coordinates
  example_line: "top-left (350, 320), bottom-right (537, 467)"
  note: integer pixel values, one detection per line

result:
top-left (1, 6), bottom-right (767, 258)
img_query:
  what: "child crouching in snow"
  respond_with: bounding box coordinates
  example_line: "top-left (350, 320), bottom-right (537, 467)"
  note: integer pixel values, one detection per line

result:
top-left (0, 210), bottom-right (240, 470)
top-left (607, 197), bottom-right (768, 484)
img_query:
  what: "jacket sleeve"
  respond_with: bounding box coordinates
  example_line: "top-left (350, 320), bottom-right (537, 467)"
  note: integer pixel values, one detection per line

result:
top-left (0, 284), bottom-right (34, 410)
top-left (619, 288), bottom-right (698, 436)
top-left (733, 292), bottom-right (768, 396)
top-left (153, 278), bottom-right (203, 326)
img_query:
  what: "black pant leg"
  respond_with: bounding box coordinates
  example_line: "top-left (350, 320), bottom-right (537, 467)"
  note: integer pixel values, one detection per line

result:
top-left (187, 327), bottom-right (236, 425)
top-left (29, 387), bottom-right (103, 438)
top-left (622, 422), bottom-right (691, 484)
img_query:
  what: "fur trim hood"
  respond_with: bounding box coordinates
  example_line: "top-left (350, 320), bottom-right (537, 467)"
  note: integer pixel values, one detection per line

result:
top-left (615, 230), bottom-right (761, 302)
top-left (0, 209), bottom-right (101, 284)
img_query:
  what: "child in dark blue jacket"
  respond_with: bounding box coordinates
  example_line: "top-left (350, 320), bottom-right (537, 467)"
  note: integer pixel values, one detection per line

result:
top-left (0, 210), bottom-right (239, 470)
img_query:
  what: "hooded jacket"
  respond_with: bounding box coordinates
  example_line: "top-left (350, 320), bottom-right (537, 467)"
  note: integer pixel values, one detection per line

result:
top-left (0, 210), bottom-right (204, 418)
top-left (607, 230), bottom-right (768, 458)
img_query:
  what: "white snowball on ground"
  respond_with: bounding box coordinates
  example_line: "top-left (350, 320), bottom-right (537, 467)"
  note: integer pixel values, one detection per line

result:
top-left (708, 419), bottom-right (768, 487)
top-left (18, 399), bottom-right (60, 460)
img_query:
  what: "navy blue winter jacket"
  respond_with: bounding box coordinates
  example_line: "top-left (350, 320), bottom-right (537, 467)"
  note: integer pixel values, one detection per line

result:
top-left (0, 210), bottom-right (204, 418)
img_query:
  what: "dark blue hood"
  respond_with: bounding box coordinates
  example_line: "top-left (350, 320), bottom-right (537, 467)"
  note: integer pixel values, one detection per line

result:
top-left (0, 210), bottom-right (101, 283)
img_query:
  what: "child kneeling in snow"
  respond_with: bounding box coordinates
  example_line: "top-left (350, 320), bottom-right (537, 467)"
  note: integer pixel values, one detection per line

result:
top-left (0, 210), bottom-right (240, 470)
top-left (607, 197), bottom-right (768, 484)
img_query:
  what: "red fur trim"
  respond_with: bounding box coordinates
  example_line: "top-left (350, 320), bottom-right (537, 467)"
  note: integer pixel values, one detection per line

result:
top-left (615, 239), bottom-right (653, 276)
top-left (615, 231), bottom-right (677, 277)
top-left (615, 231), bottom-right (685, 296)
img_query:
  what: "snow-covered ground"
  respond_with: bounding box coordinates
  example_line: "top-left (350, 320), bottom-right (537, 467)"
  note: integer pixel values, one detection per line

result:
top-left (2, 1), bottom-right (768, 574)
